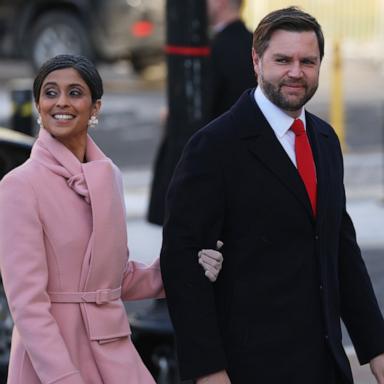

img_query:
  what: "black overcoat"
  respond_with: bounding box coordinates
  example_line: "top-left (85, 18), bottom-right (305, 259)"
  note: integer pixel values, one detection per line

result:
top-left (208, 20), bottom-right (257, 120)
top-left (160, 90), bottom-right (384, 383)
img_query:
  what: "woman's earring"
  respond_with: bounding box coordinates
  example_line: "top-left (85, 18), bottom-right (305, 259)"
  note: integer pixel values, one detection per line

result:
top-left (37, 114), bottom-right (44, 129)
top-left (88, 115), bottom-right (99, 128)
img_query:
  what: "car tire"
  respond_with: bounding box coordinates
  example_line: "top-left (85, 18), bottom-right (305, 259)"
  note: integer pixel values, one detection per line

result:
top-left (28, 11), bottom-right (93, 71)
top-left (130, 53), bottom-right (148, 74)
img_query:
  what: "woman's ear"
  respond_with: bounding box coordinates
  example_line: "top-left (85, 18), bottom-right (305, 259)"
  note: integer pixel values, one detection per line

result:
top-left (93, 99), bottom-right (101, 116)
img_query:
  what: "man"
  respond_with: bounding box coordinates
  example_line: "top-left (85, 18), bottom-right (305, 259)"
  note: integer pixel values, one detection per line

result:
top-left (207, 0), bottom-right (256, 119)
top-left (160, 7), bottom-right (384, 384)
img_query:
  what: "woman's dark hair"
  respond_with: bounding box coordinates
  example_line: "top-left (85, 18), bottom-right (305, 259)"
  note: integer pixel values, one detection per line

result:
top-left (33, 54), bottom-right (103, 103)
top-left (253, 6), bottom-right (324, 60)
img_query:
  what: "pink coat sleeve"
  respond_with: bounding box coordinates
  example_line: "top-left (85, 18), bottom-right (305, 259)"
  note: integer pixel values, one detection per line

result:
top-left (121, 255), bottom-right (165, 300)
top-left (115, 167), bottom-right (165, 301)
top-left (0, 173), bottom-right (85, 384)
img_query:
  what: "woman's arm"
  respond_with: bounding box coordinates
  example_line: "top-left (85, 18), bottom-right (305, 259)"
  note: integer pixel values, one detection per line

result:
top-left (121, 247), bottom-right (223, 301)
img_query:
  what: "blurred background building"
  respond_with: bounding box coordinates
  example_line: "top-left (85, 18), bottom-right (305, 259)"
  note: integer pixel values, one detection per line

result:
top-left (243, 0), bottom-right (384, 63)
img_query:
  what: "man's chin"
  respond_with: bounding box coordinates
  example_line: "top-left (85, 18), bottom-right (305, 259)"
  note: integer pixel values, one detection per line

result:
top-left (278, 96), bottom-right (306, 112)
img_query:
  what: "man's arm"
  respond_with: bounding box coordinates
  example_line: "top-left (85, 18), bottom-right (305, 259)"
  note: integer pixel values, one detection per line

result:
top-left (160, 129), bottom-right (228, 380)
top-left (338, 199), bottom-right (384, 364)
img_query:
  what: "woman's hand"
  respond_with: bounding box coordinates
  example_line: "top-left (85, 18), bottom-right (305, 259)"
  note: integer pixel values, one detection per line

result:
top-left (198, 241), bottom-right (224, 282)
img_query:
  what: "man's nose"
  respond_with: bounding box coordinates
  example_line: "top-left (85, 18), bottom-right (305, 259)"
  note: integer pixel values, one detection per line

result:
top-left (288, 62), bottom-right (303, 78)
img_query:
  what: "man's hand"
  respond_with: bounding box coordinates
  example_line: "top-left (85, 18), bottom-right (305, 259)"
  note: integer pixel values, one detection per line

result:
top-left (370, 353), bottom-right (384, 383)
top-left (196, 370), bottom-right (231, 384)
top-left (198, 241), bottom-right (224, 282)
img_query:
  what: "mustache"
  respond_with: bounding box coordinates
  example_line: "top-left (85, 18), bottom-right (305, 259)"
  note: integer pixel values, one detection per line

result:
top-left (280, 80), bottom-right (307, 87)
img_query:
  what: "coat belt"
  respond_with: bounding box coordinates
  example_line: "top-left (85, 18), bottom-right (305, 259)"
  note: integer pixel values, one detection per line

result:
top-left (48, 287), bottom-right (122, 305)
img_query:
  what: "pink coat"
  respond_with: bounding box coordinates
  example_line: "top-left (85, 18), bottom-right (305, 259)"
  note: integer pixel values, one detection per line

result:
top-left (0, 128), bottom-right (164, 384)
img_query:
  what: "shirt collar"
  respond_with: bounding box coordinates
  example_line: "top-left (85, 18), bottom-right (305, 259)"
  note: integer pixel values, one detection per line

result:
top-left (254, 86), bottom-right (306, 138)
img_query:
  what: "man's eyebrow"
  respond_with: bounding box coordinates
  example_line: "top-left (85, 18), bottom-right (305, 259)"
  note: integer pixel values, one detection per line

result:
top-left (272, 54), bottom-right (319, 61)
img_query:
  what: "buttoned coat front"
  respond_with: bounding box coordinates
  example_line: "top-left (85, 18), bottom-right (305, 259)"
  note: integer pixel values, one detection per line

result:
top-left (0, 128), bottom-right (164, 384)
top-left (161, 90), bottom-right (384, 383)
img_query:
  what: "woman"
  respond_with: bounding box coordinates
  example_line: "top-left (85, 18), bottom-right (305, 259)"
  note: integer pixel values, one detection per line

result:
top-left (0, 55), bottom-right (222, 384)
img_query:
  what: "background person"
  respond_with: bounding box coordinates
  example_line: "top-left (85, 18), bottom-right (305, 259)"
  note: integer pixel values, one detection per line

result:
top-left (160, 7), bottom-right (384, 384)
top-left (0, 54), bottom-right (223, 384)
top-left (207, 0), bottom-right (256, 119)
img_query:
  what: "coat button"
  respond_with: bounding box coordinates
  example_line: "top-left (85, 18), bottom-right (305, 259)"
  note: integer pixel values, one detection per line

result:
top-left (315, 234), bottom-right (319, 240)
top-left (324, 334), bottom-right (329, 340)
top-left (319, 285), bottom-right (323, 291)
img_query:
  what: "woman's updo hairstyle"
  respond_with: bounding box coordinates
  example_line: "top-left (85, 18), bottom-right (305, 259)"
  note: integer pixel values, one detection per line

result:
top-left (33, 54), bottom-right (103, 103)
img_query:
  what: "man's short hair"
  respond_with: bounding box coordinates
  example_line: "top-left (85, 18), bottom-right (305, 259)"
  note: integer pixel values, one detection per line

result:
top-left (253, 6), bottom-right (324, 60)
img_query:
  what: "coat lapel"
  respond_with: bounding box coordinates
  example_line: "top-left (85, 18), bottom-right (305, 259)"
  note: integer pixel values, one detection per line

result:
top-left (306, 112), bottom-right (330, 231)
top-left (82, 158), bottom-right (127, 290)
top-left (231, 91), bottom-right (314, 222)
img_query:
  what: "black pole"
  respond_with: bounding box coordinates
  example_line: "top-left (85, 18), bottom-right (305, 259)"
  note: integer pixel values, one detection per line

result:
top-left (166, 0), bottom-right (210, 140)
top-left (147, 0), bottom-right (210, 225)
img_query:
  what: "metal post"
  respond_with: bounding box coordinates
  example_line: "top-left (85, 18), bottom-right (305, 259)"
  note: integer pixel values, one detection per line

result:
top-left (330, 40), bottom-right (346, 151)
top-left (147, 0), bottom-right (210, 225)
top-left (165, 0), bottom-right (210, 143)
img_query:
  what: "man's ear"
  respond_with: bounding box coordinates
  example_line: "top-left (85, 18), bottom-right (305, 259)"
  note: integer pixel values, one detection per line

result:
top-left (252, 48), bottom-right (260, 75)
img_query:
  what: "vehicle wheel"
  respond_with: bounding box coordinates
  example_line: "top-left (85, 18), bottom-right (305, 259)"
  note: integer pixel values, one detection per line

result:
top-left (28, 11), bottom-right (93, 71)
top-left (130, 54), bottom-right (147, 74)
top-left (0, 280), bottom-right (12, 373)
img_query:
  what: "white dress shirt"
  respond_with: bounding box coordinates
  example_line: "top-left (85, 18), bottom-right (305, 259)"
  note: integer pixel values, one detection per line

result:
top-left (254, 86), bottom-right (307, 168)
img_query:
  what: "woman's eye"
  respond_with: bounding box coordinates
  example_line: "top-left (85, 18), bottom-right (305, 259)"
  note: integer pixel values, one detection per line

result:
top-left (70, 89), bottom-right (82, 96)
top-left (45, 89), bottom-right (57, 97)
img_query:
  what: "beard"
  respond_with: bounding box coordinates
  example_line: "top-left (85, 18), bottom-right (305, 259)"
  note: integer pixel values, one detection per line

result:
top-left (260, 75), bottom-right (318, 112)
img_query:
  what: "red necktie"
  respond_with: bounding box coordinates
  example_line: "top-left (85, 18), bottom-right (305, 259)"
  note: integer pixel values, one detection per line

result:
top-left (291, 119), bottom-right (317, 216)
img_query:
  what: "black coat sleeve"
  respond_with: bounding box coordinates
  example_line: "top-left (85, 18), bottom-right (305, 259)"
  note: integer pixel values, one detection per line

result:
top-left (336, 138), bottom-right (384, 364)
top-left (339, 209), bottom-right (384, 363)
top-left (160, 129), bottom-right (227, 380)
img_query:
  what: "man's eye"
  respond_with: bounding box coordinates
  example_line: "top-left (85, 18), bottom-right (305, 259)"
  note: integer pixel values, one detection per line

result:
top-left (276, 58), bottom-right (288, 63)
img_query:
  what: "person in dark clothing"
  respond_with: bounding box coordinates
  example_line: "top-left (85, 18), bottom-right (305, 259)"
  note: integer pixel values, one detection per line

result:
top-left (207, 0), bottom-right (257, 119)
top-left (160, 6), bottom-right (384, 384)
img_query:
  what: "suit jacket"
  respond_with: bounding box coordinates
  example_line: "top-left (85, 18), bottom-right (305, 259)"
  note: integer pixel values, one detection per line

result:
top-left (208, 20), bottom-right (257, 120)
top-left (160, 90), bottom-right (384, 383)
top-left (0, 128), bottom-right (164, 384)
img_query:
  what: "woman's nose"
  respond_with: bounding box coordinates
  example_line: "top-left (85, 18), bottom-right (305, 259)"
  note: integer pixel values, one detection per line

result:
top-left (55, 93), bottom-right (69, 107)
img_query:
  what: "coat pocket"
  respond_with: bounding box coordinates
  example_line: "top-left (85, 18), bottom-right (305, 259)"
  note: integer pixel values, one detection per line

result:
top-left (82, 299), bottom-right (131, 342)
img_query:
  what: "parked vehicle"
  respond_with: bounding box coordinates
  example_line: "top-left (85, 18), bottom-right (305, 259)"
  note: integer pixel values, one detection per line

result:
top-left (0, 127), bottom-right (34, 374)
top-left (0, 0), bottom-right (165, 72)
